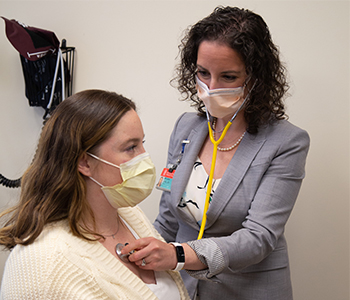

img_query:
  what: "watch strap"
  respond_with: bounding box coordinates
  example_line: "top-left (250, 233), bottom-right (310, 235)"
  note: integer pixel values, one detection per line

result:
top-left (170, 242), bottom-right (185, 271)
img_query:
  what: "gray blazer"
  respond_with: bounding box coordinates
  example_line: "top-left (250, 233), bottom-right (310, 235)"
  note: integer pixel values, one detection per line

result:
top-left (154, 112), bottom-right (310, 300)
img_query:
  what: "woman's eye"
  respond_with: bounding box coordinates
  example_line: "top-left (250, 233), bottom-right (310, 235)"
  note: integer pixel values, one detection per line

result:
top-left (126, 140), bottom-right (145, 152)
top-left (126, 145), bottom-right (137, 152)
top-left (197, 70), bottom-right (210, 78)
top-left (223, 75), bottom-right (237, 81)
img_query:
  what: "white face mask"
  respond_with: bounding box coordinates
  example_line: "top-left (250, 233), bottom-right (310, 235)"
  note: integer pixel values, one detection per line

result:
top-left (196, 75), bottom-right (246, 119)
top-left (87, 152), bottom-right (156, 208)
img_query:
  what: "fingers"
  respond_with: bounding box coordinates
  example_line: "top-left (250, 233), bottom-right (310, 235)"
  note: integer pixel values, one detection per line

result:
top-left (121, 237), bottom-right (153, 256)
top-left (127, 238), bottom-right (157, 264)
top-left (119, 237), bottom-right (176, 271)
top-left (119, 237), bottom-right (155, 268)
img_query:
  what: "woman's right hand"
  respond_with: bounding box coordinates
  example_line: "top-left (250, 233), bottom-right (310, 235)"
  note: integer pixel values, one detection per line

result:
top-left (122, 237), bottom-right (207, 271)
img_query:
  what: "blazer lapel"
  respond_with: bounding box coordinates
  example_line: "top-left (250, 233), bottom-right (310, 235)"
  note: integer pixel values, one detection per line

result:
top-left (171, 120), bottom-right (208, 227)
top-left (205, 130), bottom-right (267, 228)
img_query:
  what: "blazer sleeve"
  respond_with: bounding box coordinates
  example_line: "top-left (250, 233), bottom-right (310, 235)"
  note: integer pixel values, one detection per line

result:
top-left (187, 122), bottom-right (310, 279)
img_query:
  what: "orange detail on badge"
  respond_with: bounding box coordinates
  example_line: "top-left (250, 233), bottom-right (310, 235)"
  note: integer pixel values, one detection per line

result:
top-left (161, 168), bottom-right (175, 178)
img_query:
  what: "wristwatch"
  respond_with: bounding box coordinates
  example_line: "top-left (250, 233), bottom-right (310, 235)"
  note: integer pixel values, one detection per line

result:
top-left (170, 242), bottom-right (185, 271)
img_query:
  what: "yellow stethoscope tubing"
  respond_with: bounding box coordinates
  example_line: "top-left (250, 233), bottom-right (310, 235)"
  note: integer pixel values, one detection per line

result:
top-left (197, 120), bottom-right (232, 239)
top-left (196, 79), bottom-right (257, 239)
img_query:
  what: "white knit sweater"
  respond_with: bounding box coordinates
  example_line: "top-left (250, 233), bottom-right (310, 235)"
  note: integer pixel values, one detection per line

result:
top-left (0, 206), bottom-right (190, 300)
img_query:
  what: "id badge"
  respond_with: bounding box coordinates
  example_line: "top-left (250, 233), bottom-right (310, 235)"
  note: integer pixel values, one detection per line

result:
top-left (156, 168), bottom-right (175, 192)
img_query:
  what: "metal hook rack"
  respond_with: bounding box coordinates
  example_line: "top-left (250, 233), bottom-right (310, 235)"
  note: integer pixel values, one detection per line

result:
top-left (1, 40), bottom-right (76, 188)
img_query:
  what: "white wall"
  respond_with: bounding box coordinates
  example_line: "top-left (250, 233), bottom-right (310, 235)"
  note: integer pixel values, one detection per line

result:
top-left (0, 1), bottom-right (348, 299)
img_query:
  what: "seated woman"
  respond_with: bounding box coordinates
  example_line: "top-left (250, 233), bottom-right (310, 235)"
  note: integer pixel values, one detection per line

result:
top-left (0, 90), bottom-right (190, 300)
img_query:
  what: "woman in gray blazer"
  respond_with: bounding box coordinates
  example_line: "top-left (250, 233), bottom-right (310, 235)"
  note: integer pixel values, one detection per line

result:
top-left (123, 6), bottom-right (310, 300)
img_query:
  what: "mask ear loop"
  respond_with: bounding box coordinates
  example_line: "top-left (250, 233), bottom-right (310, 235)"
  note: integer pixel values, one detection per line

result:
top-left (197, 78), bottom-right (257, 240)
top-left (89, 176), bottom-right (104, 187)
top-left (87, 152), bottom-right (121, 169)
top-left (87, 152), bottom-right (122, 188)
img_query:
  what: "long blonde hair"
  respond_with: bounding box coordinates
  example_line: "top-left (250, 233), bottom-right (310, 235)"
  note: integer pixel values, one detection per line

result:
top-left (0, 90), bottom-right (136, 250)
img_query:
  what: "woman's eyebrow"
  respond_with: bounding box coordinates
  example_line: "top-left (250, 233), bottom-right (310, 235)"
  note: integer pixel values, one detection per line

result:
top-left (197, 64), bottom-right (242, 75)
top-left (119, 135), bottom-right (145, 148)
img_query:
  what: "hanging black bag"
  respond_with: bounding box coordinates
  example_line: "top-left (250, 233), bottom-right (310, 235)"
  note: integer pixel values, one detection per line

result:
top-left (2, 17), bottom-right (68, 118)
top-left (1, 17), bottom-right (75, 188)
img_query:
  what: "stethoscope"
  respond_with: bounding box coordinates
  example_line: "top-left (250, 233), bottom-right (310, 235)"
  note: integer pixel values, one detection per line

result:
top-left (197, 79), bottom-right (257, 240)
top-left (116, 243), bottom-right (147, 266)
top-left (197, 110), bottom-right (236, 239)
top-left (116, 243), bottom-right (134, 262)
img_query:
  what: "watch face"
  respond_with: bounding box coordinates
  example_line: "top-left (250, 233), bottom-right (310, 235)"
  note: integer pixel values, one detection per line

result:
top-left (176, 245), bottom-right (185, 263)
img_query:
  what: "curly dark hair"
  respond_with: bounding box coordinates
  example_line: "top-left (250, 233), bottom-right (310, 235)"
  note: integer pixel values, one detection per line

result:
top-left (173, 6), bottom-right (289, 133)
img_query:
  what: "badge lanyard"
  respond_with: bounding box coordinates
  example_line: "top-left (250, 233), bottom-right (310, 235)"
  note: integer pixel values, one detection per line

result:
top-left (156, 140), bottom-right (189, 192)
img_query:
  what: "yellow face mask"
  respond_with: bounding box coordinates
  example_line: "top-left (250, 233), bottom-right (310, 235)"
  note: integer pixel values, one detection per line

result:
top-left (88, 152), bottom-right (156, 208)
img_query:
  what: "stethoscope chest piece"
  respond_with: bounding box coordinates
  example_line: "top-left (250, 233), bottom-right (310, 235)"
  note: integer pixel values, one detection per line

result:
top-left (116, 243), bottom-right (134, 262)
